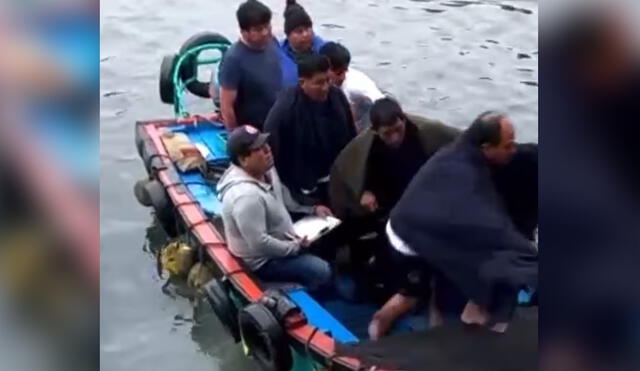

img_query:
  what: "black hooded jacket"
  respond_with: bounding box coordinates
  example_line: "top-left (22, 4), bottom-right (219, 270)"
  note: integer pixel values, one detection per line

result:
top-left (390, 134), bottom-right (538, 321)
top-left (264, 85), bottom-right (355, 204)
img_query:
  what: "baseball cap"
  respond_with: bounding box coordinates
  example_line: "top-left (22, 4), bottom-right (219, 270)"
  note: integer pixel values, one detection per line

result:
top-left (226, 125), bottom-right (270, 160)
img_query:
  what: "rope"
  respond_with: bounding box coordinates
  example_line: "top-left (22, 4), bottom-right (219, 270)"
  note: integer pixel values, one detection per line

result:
top-left (203, 242), bottom-right (227, 249)
top-left (326, 353), bottom-right (340, 368)
top-left (162, 181), bottom-right (183, 189)
top-left (147, 154), bottom-right (171, 175)
top-left (173, 207), bottom-right (182, 237)
top-left (224, 268), bottom-right (245, 277)
top-left (186, 218), bottom-right (209, 231)
top-left (304, 327), bottom-right (321, 371)
top-left (174, 200), bottom-right (201, 208)
top-left (148, 153), bottom-right (172, 163)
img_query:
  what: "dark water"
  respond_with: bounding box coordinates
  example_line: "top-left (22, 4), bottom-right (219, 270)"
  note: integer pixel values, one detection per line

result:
top-left (100, 0), bottom-right (537, 370)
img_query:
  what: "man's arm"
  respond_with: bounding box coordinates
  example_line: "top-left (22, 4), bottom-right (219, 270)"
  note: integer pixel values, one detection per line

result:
top-left (220, 87), bottom-right (238, 129)
top-left (281, 181), bottom-right (314, 215)
top-left (218, 53), bottom-right (241, 130)
top-left (336, 88), bottom-right (357, 135)
top-left (232, 195), bottom-right (301, 257)
top-left (263, 96), bottom-right (288, 172)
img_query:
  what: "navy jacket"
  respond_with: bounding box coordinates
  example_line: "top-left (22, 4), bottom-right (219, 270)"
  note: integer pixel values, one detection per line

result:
top-left (390, 135), bottom-right (537, 321)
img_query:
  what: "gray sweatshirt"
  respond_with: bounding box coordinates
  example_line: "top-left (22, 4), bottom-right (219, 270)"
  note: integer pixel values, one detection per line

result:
top-left (217, 164), bottom-right (314, 270)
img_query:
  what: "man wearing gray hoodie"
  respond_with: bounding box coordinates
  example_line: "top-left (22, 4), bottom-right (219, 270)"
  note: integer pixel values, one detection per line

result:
top-left (217, 125), bottom-right (333, 291)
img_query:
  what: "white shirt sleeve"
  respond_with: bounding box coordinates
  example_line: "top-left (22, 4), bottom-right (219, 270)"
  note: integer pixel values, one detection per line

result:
top-left (341, 68), bottom-right (385, 104)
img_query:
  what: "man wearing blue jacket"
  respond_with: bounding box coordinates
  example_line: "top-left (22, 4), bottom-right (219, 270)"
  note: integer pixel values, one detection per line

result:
top-left (278, 0), bottom-right (325, 87)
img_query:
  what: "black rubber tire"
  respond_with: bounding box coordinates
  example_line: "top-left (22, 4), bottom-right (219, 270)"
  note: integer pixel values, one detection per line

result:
top-left (178, 32), bottom-right (231, 98)
top-left (159, 54), bottom-right (178, 104)
top-left (133, 179), bottom-right (153, 207)
top-left (141, 179), bottom-right (177, 237)
top-left (203, 279), bottom-right (241, 342)
top-left (238, 303), bottom-right (292, 371)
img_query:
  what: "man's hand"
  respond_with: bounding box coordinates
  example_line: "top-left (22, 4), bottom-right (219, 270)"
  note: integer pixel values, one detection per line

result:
top-left (360, 191), bottom-right (378, 213)
top-left (286, 232), bottom-right (310, 248)
top-left (296, 235), bottom-right (311, 248)
top-left (313, 205), bottom-right (334, 217)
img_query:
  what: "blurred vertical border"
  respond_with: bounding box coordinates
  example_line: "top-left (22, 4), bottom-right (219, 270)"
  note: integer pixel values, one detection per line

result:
top-left (540, 0), bottom-right (640, 370)
top-left (0, 0), bottom-right (98, 370)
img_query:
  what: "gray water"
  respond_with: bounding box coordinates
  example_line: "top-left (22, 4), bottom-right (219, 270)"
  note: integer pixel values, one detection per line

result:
top-left (100, 0), bottom-right (537, 370)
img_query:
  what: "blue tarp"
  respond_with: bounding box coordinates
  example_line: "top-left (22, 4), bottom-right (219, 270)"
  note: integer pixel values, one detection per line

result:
top-left (168, 121), bottom-right (228, 215)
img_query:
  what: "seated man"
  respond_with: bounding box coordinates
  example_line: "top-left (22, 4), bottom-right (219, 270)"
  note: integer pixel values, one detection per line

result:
top-left (218, 0), bottom-right (282, 130)
top-left (369, 111), bottom-right (538, 338)
top-left (330, 97), bottom-right (459, 223)
top-left (329, 97), bottom-right (457, 318)
top-left (217, 125), bottom-right (333, 291)
top-left (279, 0), bottom-right (325, 87)
top-left (319, 42), bottom-right (386, 131)
top-left (264, 54), bottom-right (356, 206)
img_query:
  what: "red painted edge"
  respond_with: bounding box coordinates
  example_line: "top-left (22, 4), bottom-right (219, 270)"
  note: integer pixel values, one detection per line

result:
top-left (141, 120), bottom-right (365, 370)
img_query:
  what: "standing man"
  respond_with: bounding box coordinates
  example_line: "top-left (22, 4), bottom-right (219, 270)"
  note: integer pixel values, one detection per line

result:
top-left (330, 97), bottom-right (458, 223)
top-left (279, 0), bottom-right (325, 87)
top-left (319, 42), bottom-right (386, 131)
top-left (264, 54), bottom-right (355, 206)
top-left (330, 97), bottom-right (458, 309)
top-left (369, 111), bottom-right (538, 338)
top-left (219, 0), bottom-right (282, 130)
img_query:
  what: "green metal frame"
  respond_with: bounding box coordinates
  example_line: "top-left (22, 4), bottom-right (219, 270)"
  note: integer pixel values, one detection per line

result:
top-left (171, 42), bottom-right (230, 118)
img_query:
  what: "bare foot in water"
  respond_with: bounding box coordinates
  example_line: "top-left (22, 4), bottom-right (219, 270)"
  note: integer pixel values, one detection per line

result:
top-left (460, 300), bottom-right (489, 325)
top-left (489, 322), bottom-right (509, 333)
top-left (461, 301), bottom-right (510, 333)
top-left (368, 293), bottom-right (417, 340)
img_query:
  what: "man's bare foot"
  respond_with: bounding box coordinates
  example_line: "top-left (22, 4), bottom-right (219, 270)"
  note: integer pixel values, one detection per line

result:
top-left (460, 300), bottom-right (489, 325)
top-left (368, 313), bottom-right (389, 340)
top-left (461, 301), bottom-right (509, 333)
top-left (489, 322), bottom-right (509, 333)
top-left (368, 293), bottom-right (417, 340)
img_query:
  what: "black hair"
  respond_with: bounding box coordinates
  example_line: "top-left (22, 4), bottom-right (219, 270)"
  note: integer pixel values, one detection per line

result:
top-left (229, 145), bottom-right (249, 166)
top-left (319, 42), bottom-right (351, 70)
top-left (236, 0), bottom-right (272, 31)
top-left (369, 97), bottom-right (406, 130)
top-left (230, 154), bottom-right (240, 166)
top-left (297, 54), bottom-right (330, 78)
top-left (464, 111), bottom-right (505, 146)
top-left (284, 0), bottom-right (312, 35)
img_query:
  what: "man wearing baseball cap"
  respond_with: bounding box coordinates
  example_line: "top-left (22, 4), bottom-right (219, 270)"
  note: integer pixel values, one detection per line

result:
top-left (217, 125), bottom-right (333, 291)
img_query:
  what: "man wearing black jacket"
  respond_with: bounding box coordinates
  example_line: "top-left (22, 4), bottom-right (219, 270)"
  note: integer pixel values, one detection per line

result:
top-left (264, 54), bottom-right (355, 207)
top-left (369, 111), bottom-right (538, 339)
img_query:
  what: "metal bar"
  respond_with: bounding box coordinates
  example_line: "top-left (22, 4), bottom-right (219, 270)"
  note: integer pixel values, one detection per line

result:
top-left (169, 43), bottom-right (230, 118)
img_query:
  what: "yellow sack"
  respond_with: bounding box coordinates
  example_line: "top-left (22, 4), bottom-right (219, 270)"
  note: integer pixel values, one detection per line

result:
top-left (160, 241), bottom-right (195, 277)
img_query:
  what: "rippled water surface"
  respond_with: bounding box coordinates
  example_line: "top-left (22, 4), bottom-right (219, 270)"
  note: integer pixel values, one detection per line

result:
top-left (100, 0), bottom-right (537, 369)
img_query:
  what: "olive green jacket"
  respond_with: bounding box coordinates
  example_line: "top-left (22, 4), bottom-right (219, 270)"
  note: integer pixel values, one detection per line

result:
top-left (329, 114), bottom-right (460, 219)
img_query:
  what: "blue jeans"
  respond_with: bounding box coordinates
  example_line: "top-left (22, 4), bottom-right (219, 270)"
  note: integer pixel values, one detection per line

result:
top-left (255, 254), bottom-right (332, 292)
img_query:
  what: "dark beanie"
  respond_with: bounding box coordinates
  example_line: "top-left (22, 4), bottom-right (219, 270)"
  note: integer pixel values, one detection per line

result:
top-left (284, 0), bottom-right (312, 35)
